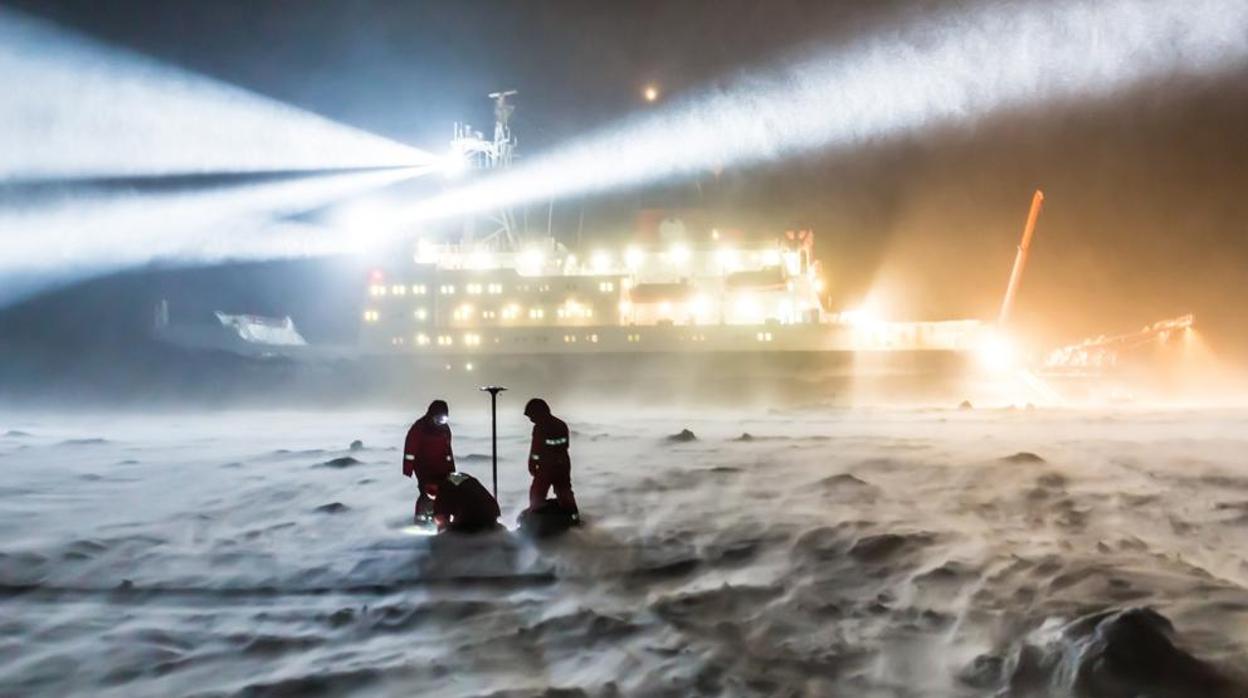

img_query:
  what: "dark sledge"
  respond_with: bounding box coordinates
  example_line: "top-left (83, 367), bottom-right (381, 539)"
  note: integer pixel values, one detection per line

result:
top-left (517, 499), bottom-right (581, 539)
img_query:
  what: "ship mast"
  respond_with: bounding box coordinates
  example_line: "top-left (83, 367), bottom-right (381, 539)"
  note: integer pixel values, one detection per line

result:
top-left (450, 90), bottom-right (520, 250)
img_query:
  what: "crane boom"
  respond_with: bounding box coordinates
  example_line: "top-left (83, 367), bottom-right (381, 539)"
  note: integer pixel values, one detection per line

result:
top-left (997, 189), bottom-right (1044, 326)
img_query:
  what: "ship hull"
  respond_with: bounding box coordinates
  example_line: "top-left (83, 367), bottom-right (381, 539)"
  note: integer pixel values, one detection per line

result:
top-left (342, 349), bottom-right (977, 405)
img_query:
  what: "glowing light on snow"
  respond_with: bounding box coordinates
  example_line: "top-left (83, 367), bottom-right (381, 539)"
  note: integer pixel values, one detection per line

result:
top-left (399, 525), bottom-right (438, 537)
top-left (389, 0), bottom-right (1248, 226)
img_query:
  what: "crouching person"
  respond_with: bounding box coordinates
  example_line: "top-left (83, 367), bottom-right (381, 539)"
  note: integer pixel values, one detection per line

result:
top-left (430, 472), bottom-right (501, 533)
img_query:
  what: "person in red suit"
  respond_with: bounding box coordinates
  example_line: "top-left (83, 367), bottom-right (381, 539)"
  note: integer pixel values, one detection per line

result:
top-left (524, 398), bottom-right (579, 519)
top-left (402, 399), bottom-right (455, 523)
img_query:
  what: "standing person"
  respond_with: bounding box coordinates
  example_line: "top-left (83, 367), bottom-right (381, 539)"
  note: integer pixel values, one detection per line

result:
top-left (403, 399), bottom-right (455, 523)
top-left (524, 398), bottom-right (579, 520)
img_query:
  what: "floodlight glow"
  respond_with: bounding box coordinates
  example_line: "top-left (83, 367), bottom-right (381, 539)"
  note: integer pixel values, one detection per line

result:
top-left (668, 244), bottom-right (691, 266)
top-left (977, 332), bottom-right (1018, 373)
top-left (0, 167), bottom-right (421, 303)
top-left (733, 294), bottom-right (763, 324)
top-left (518, 248), bottom-right (545, 274)
top-left (389, 0), bottom-right (1248, 227)
top-left (625, 246), bottom-right (645, 270)
top-left (441, 151), bottom-right (471, 179)
top-left (0, 7), bottom-right (431, 182)
top-left (591, 250), bottom-right (611, 272)
top-left (0, 7), bottom-right (434, 305)
top-left (842, 306), bottom-right (883, 326)
top-left (716, 247), bottom-right (740, 270)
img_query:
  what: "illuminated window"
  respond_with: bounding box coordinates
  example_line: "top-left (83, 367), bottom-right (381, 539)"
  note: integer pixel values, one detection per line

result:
top-left (467, 283), bottom-right (483, 295)
top-left (436, 335), bottom-right (453, 346)
top-left (415, 334), bottom-right (430, 346)
top-left (563, 335), bottom-right (577, 343)
top-left (391, 284), bottom-right (406, 296)
top-left (756, 332), bottom-right (774, 342)
top-left (463, 333), bottom-right (481, 346)
top-left (414, 308), bottom-right (428, 321)
top-left (363, 310), bottom-right (380, 322)
top-left (598, 281), bottom-right (615, 293)
top-left (501, 305), bottom-right (520, 320)
top-left (483, 310), bottom-right (497, 320)
top-left (453, 304), bottom-right (474, 321)
top-left (589, 334), bottom-right (599, 343)
top-left (412, 284), bottom-right (427, 295)
top-left (440, 285), bottom-right (456, 295)
top-left (627, 333), bottom-right (641, 343)
top-left (529, 308), bottom-right (545, 320)
top-left (390, 336), bottom-right (405, 345)
top-left (487, 283), bottom-right (503, 294)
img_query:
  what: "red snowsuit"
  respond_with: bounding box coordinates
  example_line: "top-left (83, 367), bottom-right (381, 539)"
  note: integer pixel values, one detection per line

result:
top-left (528, 414), bottom-right (578, 514)
top-left (433, 472), bottom-right (501, 532)
top-left (404, 415), bottom-right (455, 517)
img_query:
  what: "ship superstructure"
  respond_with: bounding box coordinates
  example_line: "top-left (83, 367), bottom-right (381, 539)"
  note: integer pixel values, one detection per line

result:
top-left (360, 91), bottom-right (982, 364)
top-left (359, 228), bottom-right (981, 359)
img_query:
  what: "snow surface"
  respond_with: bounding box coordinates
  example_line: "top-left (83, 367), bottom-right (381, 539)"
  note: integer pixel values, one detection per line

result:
top-left (2, 406), bottom-right (1247, 696)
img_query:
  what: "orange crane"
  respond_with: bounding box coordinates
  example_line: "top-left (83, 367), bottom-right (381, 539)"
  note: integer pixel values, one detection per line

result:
top-left (997, 189), bottom-right (1044, 326)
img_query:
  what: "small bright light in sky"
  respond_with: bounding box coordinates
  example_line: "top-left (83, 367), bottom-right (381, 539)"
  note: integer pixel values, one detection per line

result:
top-left (643, 84), bottom-right (660, 102)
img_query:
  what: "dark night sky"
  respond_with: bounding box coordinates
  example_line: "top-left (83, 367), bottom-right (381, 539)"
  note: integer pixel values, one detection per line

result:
top-left (3, 0), bottom-right (1248, 359)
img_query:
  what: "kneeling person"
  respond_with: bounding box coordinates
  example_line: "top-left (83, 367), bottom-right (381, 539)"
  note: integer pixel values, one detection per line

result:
top-left (431, 472), bottom-right (501, 533)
